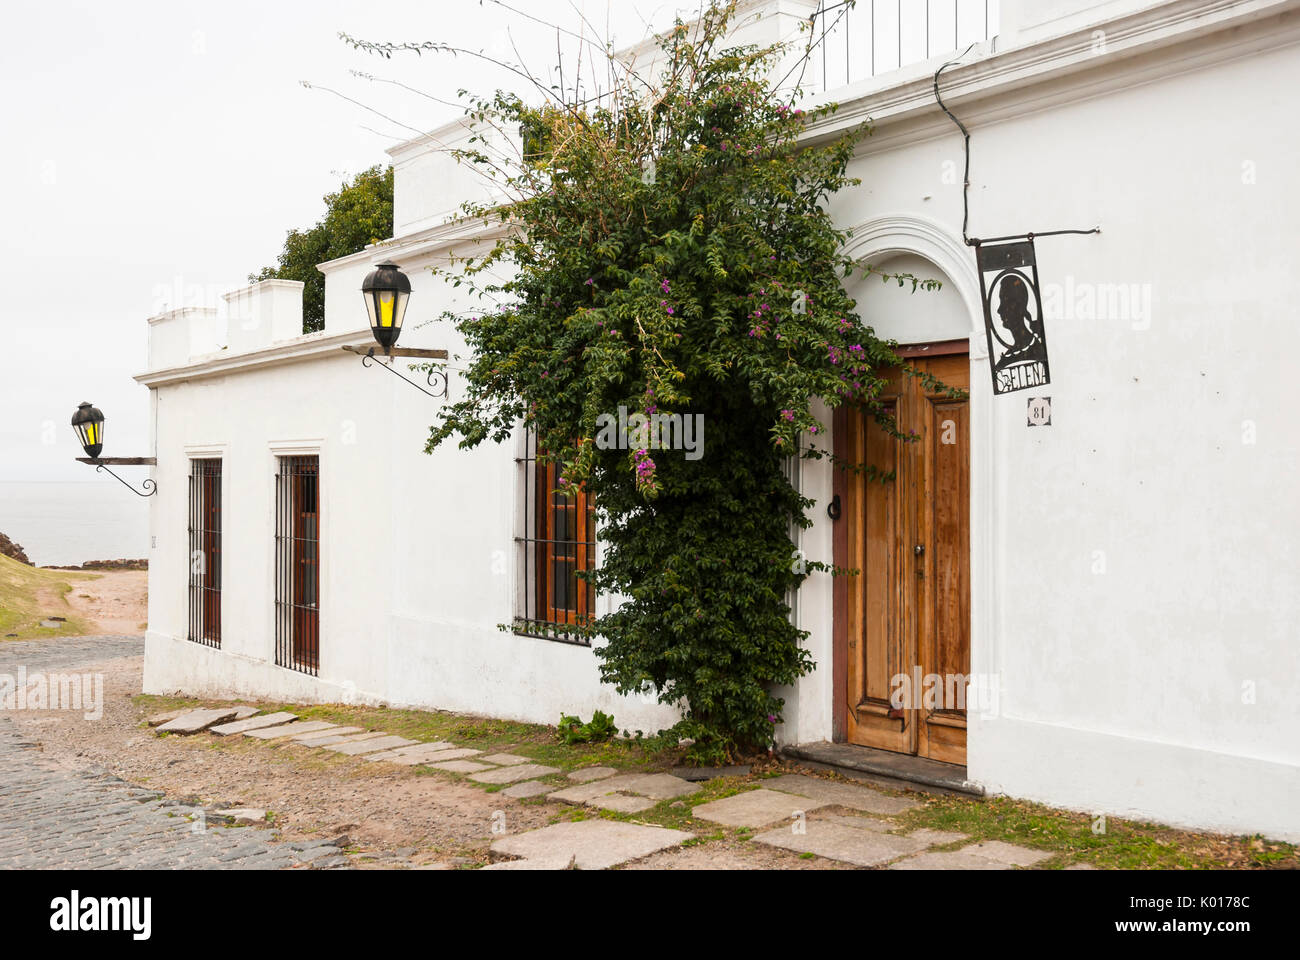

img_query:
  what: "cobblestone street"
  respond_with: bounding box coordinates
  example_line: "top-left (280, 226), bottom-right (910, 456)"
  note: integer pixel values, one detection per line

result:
top-left (0, 636), bottom-right (305, 870)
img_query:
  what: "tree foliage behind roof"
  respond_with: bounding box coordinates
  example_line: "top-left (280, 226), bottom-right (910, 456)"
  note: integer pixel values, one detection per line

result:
top-left (251, 165), bottom-right (394, 333)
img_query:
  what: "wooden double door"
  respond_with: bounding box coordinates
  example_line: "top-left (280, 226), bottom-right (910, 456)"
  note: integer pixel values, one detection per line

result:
top-left (837, 352), bottom-right (971, 765)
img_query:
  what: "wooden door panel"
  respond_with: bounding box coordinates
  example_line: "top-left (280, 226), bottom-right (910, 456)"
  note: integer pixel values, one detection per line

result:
top-left (916, 355), bottom-right (970, 764)
top-left (842, 353), bottom-right (970, 765)
top-left (844, 369), bottom-right (911, 755)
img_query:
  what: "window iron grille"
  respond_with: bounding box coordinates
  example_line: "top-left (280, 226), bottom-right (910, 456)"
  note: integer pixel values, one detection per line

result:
top-left (275, 455), bottom-right (320, 675)
top-left (514, 431), bottom-right (596, 645)
top-left (187, 458), bottom-right (222, 648)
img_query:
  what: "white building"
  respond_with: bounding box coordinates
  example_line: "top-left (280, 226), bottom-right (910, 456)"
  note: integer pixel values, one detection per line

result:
top-left (137, 0), bottom-right (1300, 842)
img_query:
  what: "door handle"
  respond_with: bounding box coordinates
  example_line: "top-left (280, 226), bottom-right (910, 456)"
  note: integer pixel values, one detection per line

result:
top-left (914, 544), bottom-right (925, 556)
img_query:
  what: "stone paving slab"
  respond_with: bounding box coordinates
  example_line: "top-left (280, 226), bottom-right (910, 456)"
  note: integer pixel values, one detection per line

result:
top-left (888, 840), bottom-right (1051, 870)
top-left (480, 753), bottom-right (531, 766)
top-left (810, 812), bottom-right (894, 832)
top-left (404, 746), bottom-right (481, 763)
top-left (294, 729), bottom-right (374, 747)
top-left (567, 766), bottom-right (618, 782)
top-left (156, 708), bottom-right (241, 735)
top-left (471, 763), bottom-right (561, 785)
top-left (673, 765), bottom-right (752, 781)
top-left (547, 774), bottom-right (650, 805)
top-left (363, 742), bottom-right (462, 764)
top-left (501, 780), bottom-right (553, 799)
top-left (754, 820), bottom-right (929, 867)
top-left (146, 709), bottom-right (189, 727)
top-left (692, 789), bottom-right (828, 829)
top-left (229, 706), bottom-right (261, 720)
top-left (594, 794), bottom-right (656, 814)
top-left (887, 850), bottom-right (1005, 870)
top-left (763, 774), bottom-right (919, 815)
top-left (244, 720), bottom-right (339, 740)
top-left (623, 773), bottom-right (700, 800)
top-left (210, 712), bottom-right (298, 736)
top-left (481, 854), bottom-right (576, 870)
top-left (428, 759), bottom-right (495, 774)
top-left (294, 726), bottom-right (365, 742)
top-left (489, 820), bottom-right (693, 870)
top-left (326, 735), bottom-right (417, 756)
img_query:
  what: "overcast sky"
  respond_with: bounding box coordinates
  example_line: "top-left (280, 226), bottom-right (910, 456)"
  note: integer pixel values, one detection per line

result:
top-left (0, 0), bottom-right (695, 481)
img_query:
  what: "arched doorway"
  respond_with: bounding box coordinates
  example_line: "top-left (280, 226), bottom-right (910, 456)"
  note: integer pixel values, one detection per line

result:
top-left (832, 218), bottom-right (984, 766)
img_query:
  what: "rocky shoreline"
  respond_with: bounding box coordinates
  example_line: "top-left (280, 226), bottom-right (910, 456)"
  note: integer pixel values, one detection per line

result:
top-left (43, 559), bottom-right (150, 572)
top-left (0, 532), bottom-right (31, 565)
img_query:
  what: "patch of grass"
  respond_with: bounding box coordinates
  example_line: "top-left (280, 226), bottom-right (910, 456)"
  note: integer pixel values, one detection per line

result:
top-left (895, 794), bottom-right (1299, 869)
top-left (682, 830), bottom-right (725, 848)
top-left (0, 554), bottom-right (99, 639)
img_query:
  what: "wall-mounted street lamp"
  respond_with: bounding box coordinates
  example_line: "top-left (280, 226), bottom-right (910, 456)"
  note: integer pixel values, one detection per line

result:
top-left (71, 401), bottom-right (105, 459)
top-left (362, 261), bottom-right (411, 351)
top-left (72, 402), bottom-right (157, 497)
top-left (342, 260), bottom-right (448, 398)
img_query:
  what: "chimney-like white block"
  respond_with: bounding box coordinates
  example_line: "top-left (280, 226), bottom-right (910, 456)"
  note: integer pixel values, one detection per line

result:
top-left (146, 306), bottom-right (220, 371)
top-left (322, 258), bottom-right (375, 335)
top-left (222, 279), bottom-right (306, 353)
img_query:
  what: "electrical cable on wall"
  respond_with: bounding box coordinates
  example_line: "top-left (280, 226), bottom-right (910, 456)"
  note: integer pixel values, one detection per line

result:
top-left (933, 49), bottom-right (1100, 397)
top-left (933, 50), bottom-right (1100, 248)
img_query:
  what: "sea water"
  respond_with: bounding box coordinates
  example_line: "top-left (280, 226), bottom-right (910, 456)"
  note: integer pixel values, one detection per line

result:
top-left (0, 481), bottom-right (149, 567)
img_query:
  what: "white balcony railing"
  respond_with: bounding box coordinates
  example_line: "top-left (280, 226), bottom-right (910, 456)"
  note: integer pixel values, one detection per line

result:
top-left (808, 0), bottom-right (1001, 93)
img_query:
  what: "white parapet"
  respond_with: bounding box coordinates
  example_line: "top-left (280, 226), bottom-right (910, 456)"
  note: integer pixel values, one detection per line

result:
top-left (999, 0), bottom-right (1159, 48)
top-left (145, 306), bottom-right (221, 371)
top-left (222, 279), bottom-right (306, 352)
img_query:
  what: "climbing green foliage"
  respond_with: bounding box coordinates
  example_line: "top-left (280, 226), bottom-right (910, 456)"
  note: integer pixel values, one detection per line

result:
top-left (399, 2), bottom-right (947, 762)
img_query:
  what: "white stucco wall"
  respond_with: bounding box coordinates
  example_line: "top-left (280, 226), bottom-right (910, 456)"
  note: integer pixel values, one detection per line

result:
top-left (137, 0), bottom-right (1300, 842)
top-left (782, 4), bottom-right (1300, 840)
top-left (141, 249), bottom-right (682, 735)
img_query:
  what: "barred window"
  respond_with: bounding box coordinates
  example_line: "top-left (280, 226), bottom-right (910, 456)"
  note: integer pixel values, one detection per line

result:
top-left (515, 431), bottom-right (595, 644)
top-left (187, 459), bottom-right (222, 647)
top-left (275, 455), bottom-right (320, 675)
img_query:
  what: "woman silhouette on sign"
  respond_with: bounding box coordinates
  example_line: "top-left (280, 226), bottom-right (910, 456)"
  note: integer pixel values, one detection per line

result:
top-left (993, 273), bottom-right (1045, 370)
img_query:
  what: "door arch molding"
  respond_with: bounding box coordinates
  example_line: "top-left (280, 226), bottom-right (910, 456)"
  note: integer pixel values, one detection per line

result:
top-left (841, 213), bottom-right (986, 355)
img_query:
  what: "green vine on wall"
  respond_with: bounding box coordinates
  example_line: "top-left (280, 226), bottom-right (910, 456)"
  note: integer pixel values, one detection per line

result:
top-left (348, 1), bottom-right (947, 762)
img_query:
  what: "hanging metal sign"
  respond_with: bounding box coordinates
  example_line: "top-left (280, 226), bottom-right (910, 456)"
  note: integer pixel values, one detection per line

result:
top-left (976, 239), bottom-right (1051, 395)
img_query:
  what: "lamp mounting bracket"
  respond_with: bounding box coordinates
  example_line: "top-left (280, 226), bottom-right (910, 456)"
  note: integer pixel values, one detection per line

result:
top-left (77, 459), bottom-right (157, 497)
top-left (351, 345), bottom-right (448, 399)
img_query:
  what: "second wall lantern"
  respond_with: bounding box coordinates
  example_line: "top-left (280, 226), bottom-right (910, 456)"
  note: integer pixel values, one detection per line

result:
top-left (361, 260), bottom-right (411, 352)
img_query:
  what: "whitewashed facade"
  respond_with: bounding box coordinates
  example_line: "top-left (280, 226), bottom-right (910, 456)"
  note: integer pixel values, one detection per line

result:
top-left (138, 0), bottom-right (1300, 842)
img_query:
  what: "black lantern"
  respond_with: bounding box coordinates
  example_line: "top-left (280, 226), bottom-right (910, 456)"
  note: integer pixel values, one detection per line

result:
top-left (71, 402), bottom-right (105, 459)
top-left (361, 261), bottom-right (411, 351)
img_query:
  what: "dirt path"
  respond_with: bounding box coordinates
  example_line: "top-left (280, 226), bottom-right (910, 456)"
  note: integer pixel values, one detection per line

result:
top-left (62, 569), bottom-right (148, 635)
